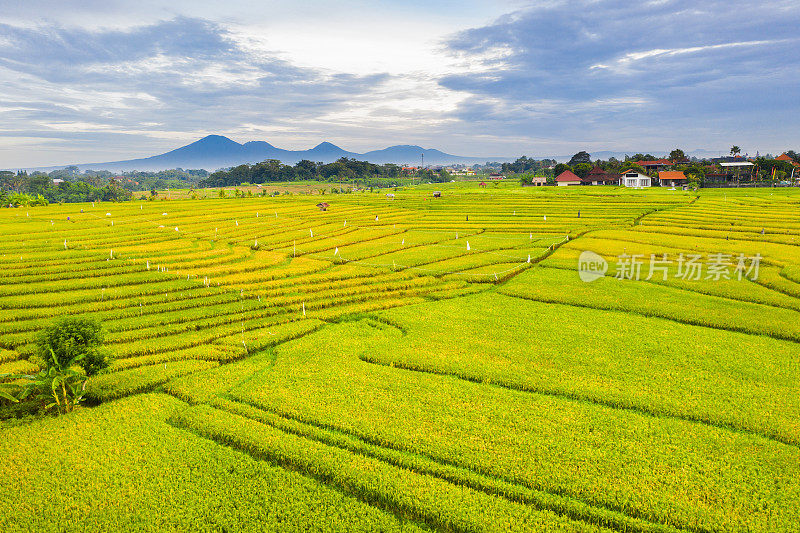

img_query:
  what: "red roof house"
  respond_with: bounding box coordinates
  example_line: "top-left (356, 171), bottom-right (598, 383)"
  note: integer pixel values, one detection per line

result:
top-left (658, 170), bottom-right (688, 187)
top-left (555, 170), bottom-right (582, 186)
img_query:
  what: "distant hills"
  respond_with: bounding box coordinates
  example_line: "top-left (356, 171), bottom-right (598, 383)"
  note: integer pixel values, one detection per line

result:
top-left (37, 135), bottom-right (511, 172)
top-left (23, 135), bottom-right (739, 172)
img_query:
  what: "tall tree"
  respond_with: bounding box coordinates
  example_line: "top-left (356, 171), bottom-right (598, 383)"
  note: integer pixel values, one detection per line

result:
top-left (669, 148), bottom-right (686, 162)
top-left (568, 151), bottom-right (591, 166)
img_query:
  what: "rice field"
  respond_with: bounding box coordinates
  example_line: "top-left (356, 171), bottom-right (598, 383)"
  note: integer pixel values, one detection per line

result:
top-left (1, 182), bottom-right (798, 532)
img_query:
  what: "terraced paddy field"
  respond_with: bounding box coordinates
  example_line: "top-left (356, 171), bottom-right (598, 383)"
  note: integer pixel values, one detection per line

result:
top-left (1, 182), bottom-right (799, 532)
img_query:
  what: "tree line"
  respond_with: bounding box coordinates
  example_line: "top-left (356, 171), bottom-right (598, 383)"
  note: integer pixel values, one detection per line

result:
top-left (199, 158), bottom-right (453, 187)
top-left (1, 171), bottom-right (133, 205)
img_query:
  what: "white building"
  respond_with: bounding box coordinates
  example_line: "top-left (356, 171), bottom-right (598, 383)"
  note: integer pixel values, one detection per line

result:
top-left (621, 171), bottom-right (651, 188)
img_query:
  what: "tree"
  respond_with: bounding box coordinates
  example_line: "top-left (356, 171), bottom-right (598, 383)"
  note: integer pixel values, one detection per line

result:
top-left (573, 163), bottom-right (592, 179)
top-left (669, 148), bottom-right (687, 162)
top-left (568, 151), bottom-right (591, 166)
top-left (730, 146), bottom-right (741, 156)
top-left (2, 317), bottom-right (108, 415)
top-left (553, 163), bottom-right (572, 177)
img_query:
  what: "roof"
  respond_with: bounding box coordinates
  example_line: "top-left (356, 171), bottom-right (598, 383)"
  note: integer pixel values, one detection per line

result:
top-left (621, 170), bottom-right (649, 177)
top-left (658, 171), bottom-right (687, 181)
top-left (720, 162), bottom-right (754, 167)
top-left (776, 153), bottom-right (800, 166)
top-left (585, 167), bottom-right (619, 182)
top-left (555, 170), bottom-right (582, 182)
top-left (637, 159), bottom-right (673, 167)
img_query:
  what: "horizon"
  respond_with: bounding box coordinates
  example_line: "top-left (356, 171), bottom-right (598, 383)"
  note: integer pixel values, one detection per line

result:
top-left (1, 1), bottom-right (798, 167)
top-left (8, 133), bottom-right (775, 173)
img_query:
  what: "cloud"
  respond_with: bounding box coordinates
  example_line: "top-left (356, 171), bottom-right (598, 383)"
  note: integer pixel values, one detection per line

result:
top-left (0, 17), bottom-right (395, 165)
top-left (439, 0), bottom-right (800, 152)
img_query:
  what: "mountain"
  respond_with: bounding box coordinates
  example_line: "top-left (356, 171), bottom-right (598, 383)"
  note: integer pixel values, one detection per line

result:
top-left (35, 135), bottom-right (507, 172)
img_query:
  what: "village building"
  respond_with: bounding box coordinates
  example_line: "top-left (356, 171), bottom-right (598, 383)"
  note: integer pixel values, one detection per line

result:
top-left (719, 161), bottom-right (756, 181)
top-left (555, 170), bottom-right (582, 186)
top-left (636, 159), bottom-right (673, 173)
top-left (583, 167), bottom-right (620, 185)
top-left (528, 175), bottom-right (547, 186)
top-left (658, 170), bottom-right (688, 187)
top-left (776, 153), bottom-right (800, 169)
top-left (621, 170), bottom-right (652, 188)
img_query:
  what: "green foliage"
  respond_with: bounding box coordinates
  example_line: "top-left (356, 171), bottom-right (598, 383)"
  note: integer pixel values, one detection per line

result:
top-left (1, 317), bottom-right (110, 414)
top-left (553, 163), bottom-right (572, 176)
top-left (36, 316), bottom-right (107, 377)
top-left (567, 151), bottom-right (591, 166)
top-left (668, 148), bottom-right (686, 161)
top-left (572, 162), bottom-right (592, 179)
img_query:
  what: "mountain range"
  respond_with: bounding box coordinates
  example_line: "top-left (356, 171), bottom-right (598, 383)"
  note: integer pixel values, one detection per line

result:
top-left (23, 135), bottom-right (737, 172)
top-left (38, 135), bottom-right (510, 172)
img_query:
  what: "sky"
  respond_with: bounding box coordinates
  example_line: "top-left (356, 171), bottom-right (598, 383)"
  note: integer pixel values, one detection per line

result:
top-left (1, 0), bottom-right (799, 167)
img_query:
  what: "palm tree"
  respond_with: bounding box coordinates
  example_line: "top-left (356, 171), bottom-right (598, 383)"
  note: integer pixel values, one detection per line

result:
top-left (730, 146), bottom-right (741, 157)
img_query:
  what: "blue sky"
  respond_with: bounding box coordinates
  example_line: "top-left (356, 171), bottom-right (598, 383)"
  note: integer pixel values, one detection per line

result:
top-left (1, 0), bottom-right (798, 167)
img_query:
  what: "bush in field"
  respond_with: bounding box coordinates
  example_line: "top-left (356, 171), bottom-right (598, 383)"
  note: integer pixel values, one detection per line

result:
top-left (1, 317), bottom-right (110, 415)
top-left (37, 317), bottom-right (108, 377)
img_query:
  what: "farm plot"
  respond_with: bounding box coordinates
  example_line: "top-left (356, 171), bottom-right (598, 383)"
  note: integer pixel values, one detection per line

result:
top-left (3, 183), bottom-right (798, 532)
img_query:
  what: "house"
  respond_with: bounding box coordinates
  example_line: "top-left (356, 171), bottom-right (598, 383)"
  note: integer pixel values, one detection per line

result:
top-left (528, 175), bottom-right (547, 186)
top-left (316, 202), bottom-right (329, 211)
top-left (52, 178), bottom-right (65, 185)
top-left (555, 170), bottom-right (582, 186)
top-left (621, 170), bottom-right (652, 187)
top-left (584, 167), bottom-right (620, 185)
top-left (776, 153), bottom-right (800, 169)
top-left (433, 191), bottom-right (441, 198)
top-left (719, 161), bottom-right (756, 181)
top-left (636, 159), bottom-right (673, 173)
top-left (489, 172), bottom-right (504, 180)
top-left (658, 170), bottom-right (688, 187)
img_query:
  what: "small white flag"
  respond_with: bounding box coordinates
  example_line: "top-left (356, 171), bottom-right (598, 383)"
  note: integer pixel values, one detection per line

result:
top-left (401, 239), bottom-right (405, 245)
top-left (544, 215), bottom-right (547, 221)
top-left (254, 239), bottom-right (258, 248)
top-left (275, 212), bottom-right (278, 218)
top-left (529, 233), bottom-right (532, 239)
top-left (111, 220), bottom-right (114, 226)
top-left (235, 220), bottom-right (239, 226)
top-left (64, 239), bottom-right (67, 249)
top-left (310, 229), bottom-right (313, 237)
top-left (147, 260), bottom-right (150, 270)
top-left (527, 254), bottom-right (531, 263)
top-left (344, 220), bottom-right (347, 227)
top-left (256, 212), bottom-right (259, 217)
top-left (456, 232), bottom-right (458, 239)
top-left (466, 241), bottom-right (470, 251)
top-left (174, 227), bottom-right (179, 232)
top-left (375, 216), bottom-right (379, 221)
top-left (140, 205), bottom-right (143, 210)
top-left (334, 247), bottom-right (339, 255)
top-left (514, 211), bottom-right (516, 215)
top-left (495, 272), bottom-right (498, 280)
top-left (110, 249), bottom-right (113, 258)
top-left (302, 302), bottom-right (306, 316)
